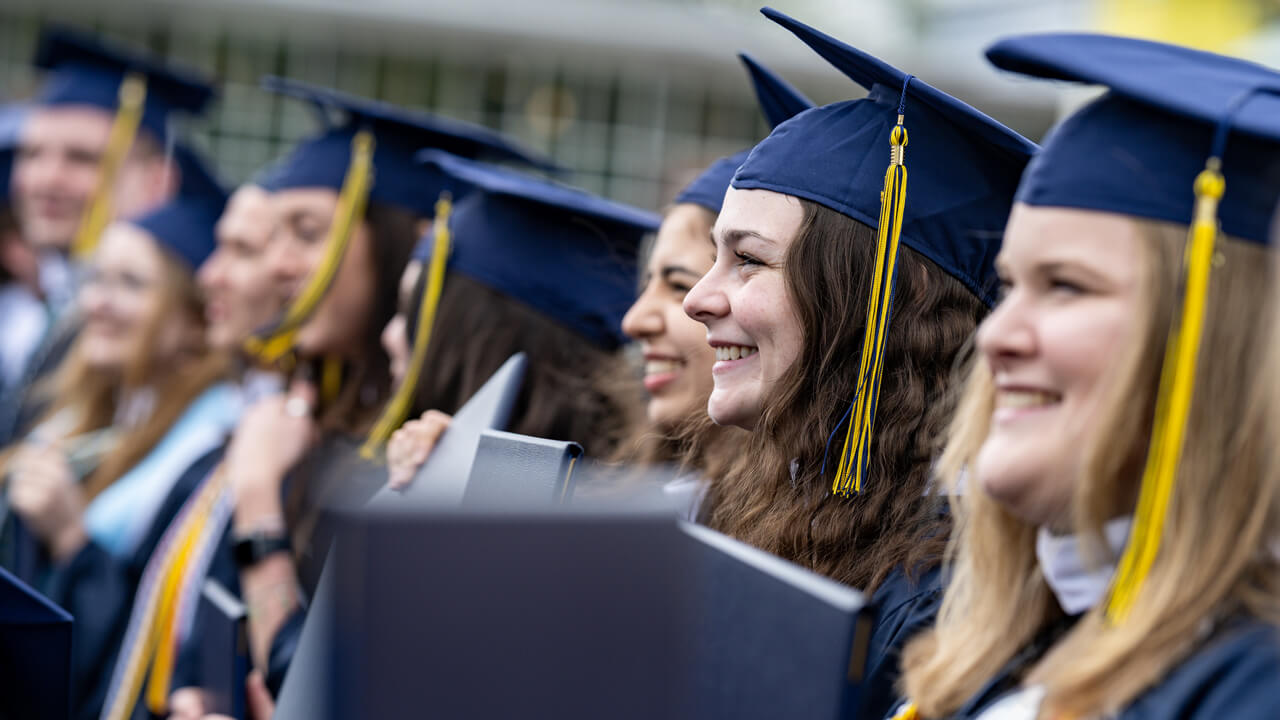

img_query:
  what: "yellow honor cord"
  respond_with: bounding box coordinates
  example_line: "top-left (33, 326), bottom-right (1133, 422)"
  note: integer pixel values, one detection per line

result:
top-left (890, 702), bottom-right (919, 720)
top-left (1105, 159), bottom-right (1223, 624)
top-left (359, 193), bottom-right (454, 460)
top-left (71, 72), bottom-right (147, 259)
top-left (244, 130), bottom-right (376, 365)
top-left (832, 118), bottom-right (907, 496)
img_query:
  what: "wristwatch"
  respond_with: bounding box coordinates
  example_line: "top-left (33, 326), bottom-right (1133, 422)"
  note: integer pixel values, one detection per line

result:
top-left (231, 530), bottom-right (292, 568)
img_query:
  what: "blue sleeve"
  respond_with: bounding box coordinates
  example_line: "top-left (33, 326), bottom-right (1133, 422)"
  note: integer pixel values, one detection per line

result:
top-left (854, 566), bottom-right (944, 720)
top-left (1123, 620), bottom-right (1280, 719)
top-left (265, 608), bottom-right (307, 697)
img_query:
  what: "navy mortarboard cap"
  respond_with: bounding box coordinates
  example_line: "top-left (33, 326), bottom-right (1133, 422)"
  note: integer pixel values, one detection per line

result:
top-left (0, 104), bottom-right (27, 206)
top-left (257, 76), bottom-right (556, 216)
top-left (735, 8), bottom-right (1036, 497)
top-left (0, 565), bottom-right (73, 720)
top-left (736, 8), bottom-right (1036, 305)
top-left (674, 53), bottom-right (813, 214)
top-left (741, 52), bottom-right (815, 129)
top-left (34, 26), bottom-right (215, 140)
top-left (985, 34), bottom-right (1280, 626)
top-left (130, 146), bottom-right (227, 270)
top-left (987, 33), bottom-right (1280, 245)
top-left (415, 150), bottom-right (658, 348)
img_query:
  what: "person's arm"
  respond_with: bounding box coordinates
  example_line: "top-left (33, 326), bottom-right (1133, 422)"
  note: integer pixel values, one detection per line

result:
top-left (225, 382), bottom-right (317, 675)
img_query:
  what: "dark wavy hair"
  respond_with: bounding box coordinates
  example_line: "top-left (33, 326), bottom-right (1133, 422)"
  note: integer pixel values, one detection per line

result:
top-left (404, 271), bottom-right (637, 459)
top-left (698, 199), bottom-right (987, 593)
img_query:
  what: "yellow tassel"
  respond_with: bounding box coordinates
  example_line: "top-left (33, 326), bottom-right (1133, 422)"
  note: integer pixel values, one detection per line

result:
top-left (1105, 159), bottom-right (1223, 624)
top-left (321, 355), bottom-right (343, 407)
top-left (831, 118), bottom-right (907, 496)
top-left (244, 130), bottom-right (376, 366)
top-left (71, 73), bottom-right (147, 259)
top-left (359, 193), bottom-right (454, 461)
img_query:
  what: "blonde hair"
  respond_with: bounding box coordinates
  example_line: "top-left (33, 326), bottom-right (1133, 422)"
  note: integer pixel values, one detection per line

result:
top-left (900, 220), bottom-right (1280, 718)
top-left (3, 247), bottom-right (228, 501)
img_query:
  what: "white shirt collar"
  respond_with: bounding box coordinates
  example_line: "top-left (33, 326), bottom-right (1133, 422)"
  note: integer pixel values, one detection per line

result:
top-left (1036, 516), bottom-right (1132, 615)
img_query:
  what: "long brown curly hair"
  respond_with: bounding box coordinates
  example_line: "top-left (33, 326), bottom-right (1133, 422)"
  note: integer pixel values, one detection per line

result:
top-left (698, 199), bottom-right (986, 593)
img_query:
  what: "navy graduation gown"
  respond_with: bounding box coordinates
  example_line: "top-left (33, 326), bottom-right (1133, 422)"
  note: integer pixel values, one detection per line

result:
top-left (0, 445), bottom-right (225, 720)
top-left (936, 617), bottom-right (1280, 719)
top-left (857, 565), bottom-right (944, 720)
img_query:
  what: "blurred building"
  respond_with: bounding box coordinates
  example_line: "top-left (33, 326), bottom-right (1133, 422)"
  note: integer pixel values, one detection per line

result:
top-left (1, 0), bottom-right (1276, 210)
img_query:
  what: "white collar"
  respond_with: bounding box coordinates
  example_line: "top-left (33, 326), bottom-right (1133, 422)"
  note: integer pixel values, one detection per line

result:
top-left (1036, 516), bottom-right (1132, 615)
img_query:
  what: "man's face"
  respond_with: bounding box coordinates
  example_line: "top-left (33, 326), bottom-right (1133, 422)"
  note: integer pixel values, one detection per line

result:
top-left (13, 105), bottom-right (173, 252)
top-left (197, 186), bottom-right (288, 350)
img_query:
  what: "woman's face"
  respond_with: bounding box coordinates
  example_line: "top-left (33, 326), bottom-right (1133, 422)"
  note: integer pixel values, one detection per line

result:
top-left (621, 204), bottom-right (718, 428)
top-left (683, 188), bottom-right (804, 431)
top-left (267, 188), bottom-right (376, 358)
top-left (78, 223), bottom-right (170, 370)
top-left (974, 204), bottom-right (1145, 528)
top-left (381, 260), bottom-right (423, 387)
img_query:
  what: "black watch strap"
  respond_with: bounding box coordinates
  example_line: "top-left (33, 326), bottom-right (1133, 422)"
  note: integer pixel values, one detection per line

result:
top-left (232, 531), bottom-right (291, 568)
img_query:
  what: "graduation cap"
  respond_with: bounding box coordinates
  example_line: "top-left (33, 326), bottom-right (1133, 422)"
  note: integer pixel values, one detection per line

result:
top-left (31, 28), bottom-right (217, 259)
top-left (356, 152), bottom-right (657, 457)
top-left (0, 565), bottom-right (74, 720)
top-left (736, 8), bottom-right (1036, 496)
top-left (129, 145), bottom-right (228, 271)
top-left (246, 77), bottom-right (557, 366)
top-left (985, 34), bottom-right (1280, 625)
top-left (416, 151), bottom-right (656, 347)
top-left (256, 75), bottom-right (557, 215)
top-left (674, 53), bottom-right (813, 214)
top-left (34, 26), bottom-right (215, 140)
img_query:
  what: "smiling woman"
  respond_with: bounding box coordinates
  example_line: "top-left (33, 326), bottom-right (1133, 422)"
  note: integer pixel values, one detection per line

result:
top-left (0, 164), bottom-right (230, 720)
top-left (678, 11), bottom-right (1036, 720)
top-left (895, 31), bottom-right (1280, 720)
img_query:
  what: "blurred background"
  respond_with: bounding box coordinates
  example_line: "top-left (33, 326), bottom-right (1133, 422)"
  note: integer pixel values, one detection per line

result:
top-left (2, 0), bottom-right (1277, 211)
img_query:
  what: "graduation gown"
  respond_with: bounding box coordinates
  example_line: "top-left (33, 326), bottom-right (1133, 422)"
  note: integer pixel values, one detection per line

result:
top-left (170, 433), bottom-right (387, 701)
top-left (929, 617), bottom-right (1280, 719)
top-left (857, 565), bottom-right (944, 720)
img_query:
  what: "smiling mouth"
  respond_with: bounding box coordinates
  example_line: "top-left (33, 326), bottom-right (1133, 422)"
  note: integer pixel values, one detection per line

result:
top-left (714, 345), bottom-right (757, 362)
top-left (994, 389), bottom-right (1061, 410)
top-left (644, 358), bottom-right (683, 376)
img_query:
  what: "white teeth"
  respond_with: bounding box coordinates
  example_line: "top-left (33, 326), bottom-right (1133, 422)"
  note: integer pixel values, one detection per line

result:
top-left (995, 390), bottom-right (1060, 409)
top-left (645, 359), bottom-right (680, 375)
top-left (715, 345), bottom-right (757, 362)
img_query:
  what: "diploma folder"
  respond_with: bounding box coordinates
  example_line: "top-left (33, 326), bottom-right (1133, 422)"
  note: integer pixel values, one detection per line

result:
top-left (274, 353), bottom-right (529, 720)
top-left (367, 352), bottom-right (528, 509)
top-left (315, 510), bottom-right (870, 719)
top-left (461, 429), bottom-right (582, 507)
top-left (0, 565), bottom-right (73, 720)
top-left (682, 522), bottom-right (871, 719)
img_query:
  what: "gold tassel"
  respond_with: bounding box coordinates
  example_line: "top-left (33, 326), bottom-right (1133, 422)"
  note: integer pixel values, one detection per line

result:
top-left (244, 130), bottom-right (376, 366)
top-left (1105, 159), bottom-right (1223, 623)
top-left (830, 115), bottom-right (908, 496)
top-left (360, 192), bottom-right (454, 460)
top-left (71, 72), bottom-right (147, 259)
